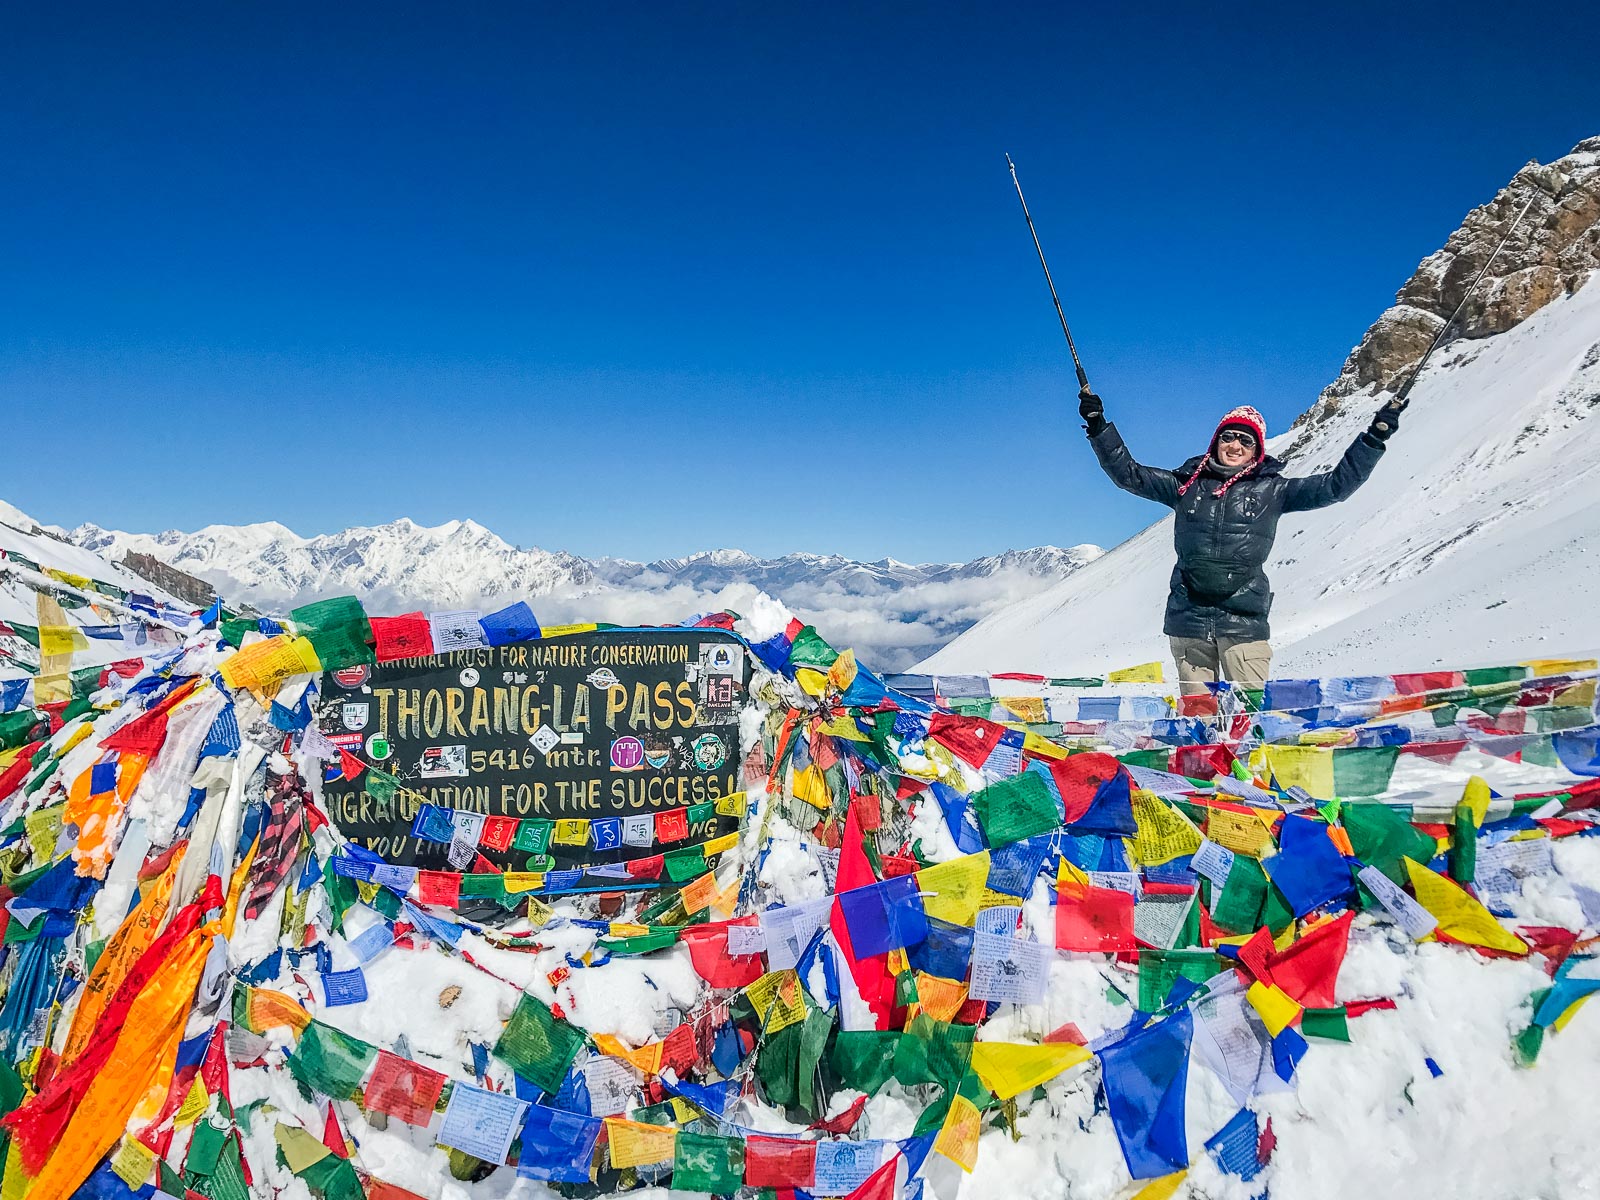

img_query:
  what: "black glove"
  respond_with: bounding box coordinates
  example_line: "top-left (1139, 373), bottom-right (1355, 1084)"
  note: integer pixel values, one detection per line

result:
top-left (1368, 400), bottom-right (1402, 441)
top-left (1079, 384), bottom-right (1107, 437)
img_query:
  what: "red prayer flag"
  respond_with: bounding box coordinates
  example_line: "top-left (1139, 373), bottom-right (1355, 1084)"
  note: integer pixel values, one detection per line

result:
top-left (1235, 927), bottom-right (1277, 986)
top-left (842, 1153), bottom-right (899, 1200)
top-left (655, 808), bottom-right (690, 844)
top-left (660, 1023), bottom-right (697, 1075)
top-left (322, 1103), bottom-right (348, 1158)
top-left (370, 613), bottom-right (434, 662)
top-left (339, 749), bottom-right (365, 781)
top-left (1044, 1022), bottom-right (1088, 1045)
top-left (1055, 883), bottom-right (1135, 953)
top-left (828, 804), bottom-right (895, 1030)
top-left (744, 1135), bottom-right (818, 1188)
top-left (808, 1094), bottom-right (867, 1135)
top-left (364, 1050), bottom-right (446, 1126)
top-left (479, 816), bottom-right (518, 852)
top-left (625, 854), bottom-right (664, 881)
top-left (100, 707), bottom-right (170, 756)
top-left (680, 920), bottom-right (765, 989)
top-left (416, 870), bottom-right (461, 907)
top-left (1049, 752), bottom-right (1124, 824)
top-left (926, 712), bottom-right (1004, 769)
top-left (1266, 911), bottom-right (1352, 1008)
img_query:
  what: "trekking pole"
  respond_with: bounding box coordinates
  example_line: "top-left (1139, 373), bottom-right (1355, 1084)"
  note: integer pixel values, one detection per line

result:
top-left (1392, 183), bottom-right (1547, 408)
top-left (1006, 154), bottom-right (1090, 391)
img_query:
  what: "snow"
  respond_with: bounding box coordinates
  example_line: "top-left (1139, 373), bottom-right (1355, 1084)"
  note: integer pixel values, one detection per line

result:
top-left (923, 275), bottom-right (1600, 679)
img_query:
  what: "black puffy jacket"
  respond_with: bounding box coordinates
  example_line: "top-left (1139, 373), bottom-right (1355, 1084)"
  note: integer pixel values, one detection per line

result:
top-left (1088, 423), bottom-right (1385, 641)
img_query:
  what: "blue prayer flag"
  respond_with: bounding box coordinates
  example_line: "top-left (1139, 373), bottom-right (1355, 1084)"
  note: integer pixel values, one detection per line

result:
top-left (480, 602), bottom-right (540, 646)
top-left (836, 874), bottom-right (928, 957)
top-left (516, 1105), bottom-right (602, 1183)
top-left (1263, 814), bottom-right (1354, 917)
top-left (1097, 1008), bottom-right (1193, 1180)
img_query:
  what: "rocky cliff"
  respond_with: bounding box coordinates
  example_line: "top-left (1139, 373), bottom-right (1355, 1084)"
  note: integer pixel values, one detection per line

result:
top-left (1290, 136), bottom-right (1600, 445)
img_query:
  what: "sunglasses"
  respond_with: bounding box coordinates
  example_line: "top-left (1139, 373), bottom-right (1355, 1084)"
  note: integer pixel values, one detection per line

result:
top-left (1217, 430), bottom-right (1257, 448)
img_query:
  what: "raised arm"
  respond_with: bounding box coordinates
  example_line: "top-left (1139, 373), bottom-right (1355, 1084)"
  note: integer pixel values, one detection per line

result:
top-left (1281, 399), bottom-right (1399, 512)
top-left (1080, 387), bottom-right (1181, 507)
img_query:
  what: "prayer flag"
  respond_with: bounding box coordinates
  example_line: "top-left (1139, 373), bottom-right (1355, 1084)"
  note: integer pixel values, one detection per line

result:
top-left (1097, 1009), bottom-right (1193, 1180)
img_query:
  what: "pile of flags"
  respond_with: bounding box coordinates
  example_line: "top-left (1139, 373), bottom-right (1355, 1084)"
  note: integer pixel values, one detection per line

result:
top-left (0, 585), bottom-right (1594, 1200)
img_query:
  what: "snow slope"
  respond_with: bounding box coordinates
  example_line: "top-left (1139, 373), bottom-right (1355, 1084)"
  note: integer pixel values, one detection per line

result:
top-left (924, 273), bottom-right (1600, 678)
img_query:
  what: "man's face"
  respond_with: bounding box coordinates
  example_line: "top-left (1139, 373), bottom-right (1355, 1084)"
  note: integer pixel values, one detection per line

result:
top-left (1215, 429), bottom-right (1256, 468)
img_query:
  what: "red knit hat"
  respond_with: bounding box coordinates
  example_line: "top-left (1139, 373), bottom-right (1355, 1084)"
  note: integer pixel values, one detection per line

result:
top-left (1177, 405), bottom-right (1268, 498)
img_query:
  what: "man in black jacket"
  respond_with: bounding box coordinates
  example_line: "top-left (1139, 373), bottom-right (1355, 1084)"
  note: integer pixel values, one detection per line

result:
top-left (1078, 388), bottom-right (1401, 696)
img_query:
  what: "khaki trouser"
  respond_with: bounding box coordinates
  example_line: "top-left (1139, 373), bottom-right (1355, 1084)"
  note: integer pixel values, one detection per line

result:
top-left (1169, 636), bottom-right (1272, 696)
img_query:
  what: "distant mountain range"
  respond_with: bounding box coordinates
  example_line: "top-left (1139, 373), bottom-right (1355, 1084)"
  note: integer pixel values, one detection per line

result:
top-left (62, 518), bottom-right (1102, 671)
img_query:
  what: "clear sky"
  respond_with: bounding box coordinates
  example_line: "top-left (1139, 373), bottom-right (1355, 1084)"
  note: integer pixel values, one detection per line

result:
top-left (3, 2), bottom-right (1595, 563)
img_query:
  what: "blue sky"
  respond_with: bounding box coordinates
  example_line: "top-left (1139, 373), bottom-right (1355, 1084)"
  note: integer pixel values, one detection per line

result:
top-left (3, 3), bottom-right (1595, 563)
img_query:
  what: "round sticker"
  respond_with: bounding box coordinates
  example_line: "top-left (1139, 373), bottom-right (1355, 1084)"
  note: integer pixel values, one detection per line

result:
top-left (610, 736), bottom-right (645, 770)
top-left (332, 664), bottom-right (370, 689)
top-left (365, 733), bottom-right (392, 761)
top-left (691, 733), bottom-right (727, 772)
top-left (644, 736), bottom-right (673, 770)
top-left (460, 667), bottom-right (480, 688)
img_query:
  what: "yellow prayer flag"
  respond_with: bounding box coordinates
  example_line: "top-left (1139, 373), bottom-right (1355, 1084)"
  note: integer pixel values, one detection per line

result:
top-left (715, 790), bottom-right (749, 817)
top-left (1129, 790), bottom-right (1202, 865)
top-left (39, 624), bottom-right (89, 657)
top-left (552, 818), bottom-right (590, 846)
top-left (1206, 806), bottom-right (1277, 858)
top-left (504, 871), bottom-right (544, 893)
top-left (709, 875), bottom-right (739, 920)
top-left (827, 648), bottom-right (859, 692)
top-left (1553, 993), bottom-right (1593, 1033)
top-left (594, 1033), bottom-right (663, 1076)
top-left (995, 696), bottom-right (1047, 724)
top-left (174, 1076), bottom-right (209, 1126)
top-left (1022, 732), bottom-right (1069, 761)
top-left (604, 1118), bottom-right (677, 1168)
top-left (45, 567), bottom-right (93, 590)
top-left (970, 1041), bottom-right (1092, 1100)
top-left (702, 832), bottom-right (740, 857)
top-left (1461, 776), bottom-right (1491, 827)
top-left (680, 872), bottom-right (719, 914)
top-left (1263, 745), bottom-right (1336, 799)
top-left (1521, 657), bottom-right (1597, 678)
top-left (1553, 680), bottom-right (1597, 709)
top-left (1404, 858), bottom-right (1529, 955)
top-left (791, 763), bottom-right (833, 810)
top-left (933, 1092), bottom-right (982, 1172)
top-left (1, 1138), bottom-right (30, 1200)
top-left (1245, 981), bottom-right (1302, 1037)
top-left (248, 987), bottom-right (312, 1035)
top-left (817, 714), bottom-right (870, 743)
top-left (539, 623), bottom-right (597, 639)
top-left (274, 1122), bottom-right (333, 1173)
top-left (912, 973), bottom-right (969, 1023)
top-left (795, 668), bottom-right (829, 697)
top-left (1131, 1170), bottom-right (1188, 1200)
top-left (916, 852), bottom-right (990, 927)
top-left (109, 1138), bottom-right (155, 1190)
top-left (745, 971), bottom-right (807, 1034)
top-left (1107, 661), bottom-right (1164, 684)
top-left (526, 897), bottom-right (555, 927)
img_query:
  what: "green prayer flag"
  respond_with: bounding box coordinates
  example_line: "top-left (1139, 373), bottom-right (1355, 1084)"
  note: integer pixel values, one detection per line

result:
top-left (1209, 855), bottom-right (1267, 934)
top-left (685, 800), bottom-right (714, 828)
top-left (672, 1132), bottom-right (744, 1194)
top-left (829, 1030), bottom-right (898, 1096)
top-left (1464, 666), bottom-right (1526, 689)
top-left (598, 929), bottom-right (679, 956)
top-left (1343, 802), bottom-right (1437, 886)
top-left (1301, 1006), bottom-right (1350, 1042)
top-left (1261, 877), bottom-right (1296, 937)
top-left (757, 1019), bottom-right (803, 1107)
top-left (1451, 803), bottom-right (1478, 884)
top-left (1137, 949), bottom-right (1220, 1012)
top-left (297, 1152), bottom-right (364, 1200)
top-left (895, 1016), bottom-right (974, 1087)
top-left (9, 624), bottom-right (39, 648)
top-left (220, 618), bottom-right (257, 649)
top-left (797, 1006), bottom-right (835, 1117)
top-left (288, 1021), bottom-right (377, 1101)
top-left (665, 846), bottom-right (709, 883)
top-left (460, 872), bottom-right (507, 901)
top-left (786, 626), bottom-right (838, 671)
top-left (494, 993), bottom-right (584, 1094)
top-left (513, 820), bottom-right (552, 854)
top-left (970, 771), bottom-right (1059, 847)
top-left (289, 596), bottom-right (375, 671)
top-left (1117, 749), bottom-right (1172, 771)
top-left (1331, 747), bottom-right (1399, 798)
